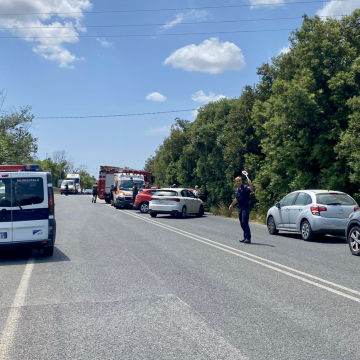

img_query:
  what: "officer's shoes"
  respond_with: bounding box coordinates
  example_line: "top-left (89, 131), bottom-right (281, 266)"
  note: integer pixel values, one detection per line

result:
top-left (244, 239), bottom-right (251, 244)
top-left (239, 239), bottom-right (246, 243)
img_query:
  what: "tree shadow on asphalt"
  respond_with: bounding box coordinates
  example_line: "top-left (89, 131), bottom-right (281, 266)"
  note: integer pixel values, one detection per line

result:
top-left (0, 247), bottom-right (70, 266)
top-left (277, 233), bottom-right (346, 244)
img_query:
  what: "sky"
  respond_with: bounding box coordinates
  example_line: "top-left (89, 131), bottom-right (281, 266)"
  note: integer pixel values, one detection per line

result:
top-left (0, 0), bottom-right (359, 178)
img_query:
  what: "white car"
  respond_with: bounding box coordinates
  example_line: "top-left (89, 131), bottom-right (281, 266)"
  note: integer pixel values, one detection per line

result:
top-left (149, 188), bottom-right (205, 218)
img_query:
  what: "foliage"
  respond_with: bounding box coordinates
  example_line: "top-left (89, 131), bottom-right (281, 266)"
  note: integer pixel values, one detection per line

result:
top-left (145, 10), bottom-right (360, 217)
top-left (0, 106), bottom-right (37, 165)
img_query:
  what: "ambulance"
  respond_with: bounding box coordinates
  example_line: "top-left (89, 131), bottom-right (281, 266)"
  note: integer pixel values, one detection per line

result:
top-left (113, 173), bottom-right (145, 209)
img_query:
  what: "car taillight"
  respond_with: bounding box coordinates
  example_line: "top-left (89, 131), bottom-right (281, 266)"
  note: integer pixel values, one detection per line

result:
top-left (310, 206), bottom-right (327, 216)
top-left (48, 188), bottom-right (55, 215)
top-left (354, 207), bottom-right (359, 212)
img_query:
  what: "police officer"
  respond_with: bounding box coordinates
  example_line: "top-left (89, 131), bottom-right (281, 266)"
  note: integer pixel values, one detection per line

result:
top-left (229, 176), bottom-right (254, 243)
top-left (92, 182), bottom-right (98, 203)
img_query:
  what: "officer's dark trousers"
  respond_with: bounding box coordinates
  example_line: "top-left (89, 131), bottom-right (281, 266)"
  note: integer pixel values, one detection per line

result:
top-left (238, 207), bottom-right (251, 241)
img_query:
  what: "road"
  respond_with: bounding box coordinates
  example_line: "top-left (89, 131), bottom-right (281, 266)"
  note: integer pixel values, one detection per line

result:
top-left (0, 194), bottom-right (359, 360)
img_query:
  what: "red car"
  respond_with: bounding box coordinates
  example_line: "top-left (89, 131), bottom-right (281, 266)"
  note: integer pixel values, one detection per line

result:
top-left (135, 189), bottom-right (158, 213)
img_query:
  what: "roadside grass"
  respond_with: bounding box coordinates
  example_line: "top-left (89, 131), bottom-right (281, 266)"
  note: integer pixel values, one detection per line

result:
top-left (208, 202), bottom-right (266, 224)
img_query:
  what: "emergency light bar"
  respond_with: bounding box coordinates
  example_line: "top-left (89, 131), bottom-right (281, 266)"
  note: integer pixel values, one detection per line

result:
top-left (0, 164), bottom-right (40, 172)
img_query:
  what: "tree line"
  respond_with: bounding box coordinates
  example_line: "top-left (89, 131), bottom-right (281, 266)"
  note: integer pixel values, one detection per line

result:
top-left (145, 11), bottom-right (360, 220)
top-left (0, 92), bottom-right (96, 189)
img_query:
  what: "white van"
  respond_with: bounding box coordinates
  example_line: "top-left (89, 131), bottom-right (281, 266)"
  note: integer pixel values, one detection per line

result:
top-left (0, 165), bottom-right (56, 256)
top-left (60, 180), bottom-right (78, 195)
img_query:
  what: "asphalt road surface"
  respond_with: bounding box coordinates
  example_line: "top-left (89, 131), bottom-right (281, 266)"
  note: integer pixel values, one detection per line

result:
top-left (0, 194), bottom-right (359, 360)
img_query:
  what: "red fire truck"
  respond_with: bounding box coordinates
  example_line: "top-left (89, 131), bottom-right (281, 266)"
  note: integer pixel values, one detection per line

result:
top-left (97, 166), bottom-right (153, 203)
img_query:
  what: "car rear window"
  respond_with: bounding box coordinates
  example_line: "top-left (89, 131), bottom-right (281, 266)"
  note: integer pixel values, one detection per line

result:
top-left (153, 190), bottom-right (178, 197)
top-left (13, 177), bottom-right (44, 206)
top-left (316, 193), bottom-right (356, 206)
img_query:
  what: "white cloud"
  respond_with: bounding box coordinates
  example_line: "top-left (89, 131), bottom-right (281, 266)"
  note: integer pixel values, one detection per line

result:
top-left (249, 0), bottom-right (285, 7)
top-left (163, 10), bottom-right (209, 30)
top-left (316, 0), bottom-right (360, 17)
top-left (192, 90), bottom-right (226, 103)
top-left (0, 0), bottom-right (93, 68)
top-left (164, 37), bottom-right (245, 74)
top-left (146, 92), bottom-right (167, 102)
top-left (279, 45), bottom-right (290, 55)
top-left (145, 125), bottom-right (171, 136)
top-left (96, 37), bottom-right (113, 48)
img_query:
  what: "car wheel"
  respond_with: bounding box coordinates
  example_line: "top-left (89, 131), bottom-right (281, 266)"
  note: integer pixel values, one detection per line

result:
top-left (196, 205), bottom-right (204, 217)
top-left (180, 206), bottom-right (187, 219)
top-left (348, 226), bottom-right (360, 256)
top-left (140, 202), bottom-right (149, 213)
top-left (150, 212), bottom-right (157, 218)
top-left (301, 220), bottom-right (314, 241)
top-left (267, 216), bottom-right (279, 235)
top-left (43, 246), bottom-right (54, 257)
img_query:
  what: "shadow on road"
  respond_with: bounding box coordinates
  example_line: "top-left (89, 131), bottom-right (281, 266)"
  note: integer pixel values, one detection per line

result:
top-left (0, 246), bottom-right (70, 266)
top-left (277, 232), bottom-right (346, 244)
top-left (247, 243), bottom-right (275, 247)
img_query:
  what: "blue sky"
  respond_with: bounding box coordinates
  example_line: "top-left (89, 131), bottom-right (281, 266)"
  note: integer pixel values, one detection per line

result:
top-left (0, 0), bottom-right (358, 177)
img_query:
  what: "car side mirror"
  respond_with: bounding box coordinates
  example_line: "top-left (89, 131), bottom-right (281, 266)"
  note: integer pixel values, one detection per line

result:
top-left (275, 202), bottom-right (281, 209)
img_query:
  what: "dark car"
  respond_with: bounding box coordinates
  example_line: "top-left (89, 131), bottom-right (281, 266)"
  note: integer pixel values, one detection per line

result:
top-left (346, 210), bottom-right (360, 256)
top-left (134, 189), bottom-right (158, 213)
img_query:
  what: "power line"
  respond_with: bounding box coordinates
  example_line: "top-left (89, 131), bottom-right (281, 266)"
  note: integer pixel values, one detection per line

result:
top-left (0, 0), bottom-right (351, 16)
top-left (36, 109), bottom-right (199, 119)
top-left (0, 15), bottom-right (346, 30)
top-left (0, 28), bottom-right (296, 39)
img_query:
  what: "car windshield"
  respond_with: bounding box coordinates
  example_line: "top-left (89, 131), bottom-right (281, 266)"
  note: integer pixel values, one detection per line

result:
top-left (316, 193), bottom-right (356, 206)
top-left (153, 190), bottom-right (178, 197)
top-left (68, 178), bottom-right (80, 184)
top-left (62, 181), bottom-right (74, 186)
top-left (119, 180), bottom-right (144, 190)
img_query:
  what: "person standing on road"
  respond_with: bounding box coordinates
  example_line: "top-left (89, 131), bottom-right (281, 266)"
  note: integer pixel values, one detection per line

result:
top-left (65, 183), bottom-right (69, 196)
top-left (132, 183), bottom-right (138, 204)
top-left (92, 182), bottom-right (98, 203)
top-left (193, 185), bottom-right (200, 198)
top-left (110, 185), bottom-right (115, 207)
top-left (229, 176), bottom-right (254, 243)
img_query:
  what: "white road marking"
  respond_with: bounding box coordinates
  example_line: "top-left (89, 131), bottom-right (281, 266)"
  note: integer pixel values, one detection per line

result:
top-left (110, 208), bottom-right (360, 303)
top-left (0, 260), bottom-right (34, 359)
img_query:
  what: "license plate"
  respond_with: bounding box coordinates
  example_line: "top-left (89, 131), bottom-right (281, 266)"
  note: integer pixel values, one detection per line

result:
top-left (0, 232), bottom-right (7, 240)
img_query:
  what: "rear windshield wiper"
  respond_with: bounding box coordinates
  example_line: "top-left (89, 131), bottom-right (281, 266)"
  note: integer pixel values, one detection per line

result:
top-left (326, 203), bottom-right (342, 205)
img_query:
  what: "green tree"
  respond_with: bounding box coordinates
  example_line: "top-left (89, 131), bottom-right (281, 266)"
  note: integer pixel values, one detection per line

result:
top-left (0, 106), bottom-right (37, 165)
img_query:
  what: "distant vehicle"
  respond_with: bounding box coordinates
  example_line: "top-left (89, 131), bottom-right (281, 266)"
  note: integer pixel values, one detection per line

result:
top-left (84, 189), bottom-right (92, 195)
top-left (60, 180), bottom-right (77, 195)
top-left (0, 164), bottom-right (56, 256)
top-left (66, 173), bottom-right (82, 194)
top-left (266, 190), bottom-right (359, 241)
top-left (149, 188), bottom-right (204, 218)
top-left (98, 166), bottom-right (153, 204)
top-left (114, 173), bottom-right (145, 209)
top-left (134, 188), bottom-right (158, 213)
top-left (346, 210), bottom-right (360, 256)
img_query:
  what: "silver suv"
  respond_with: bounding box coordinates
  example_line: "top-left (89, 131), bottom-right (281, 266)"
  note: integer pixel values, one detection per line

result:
top-left (266, 190), bottom-right (359, 241)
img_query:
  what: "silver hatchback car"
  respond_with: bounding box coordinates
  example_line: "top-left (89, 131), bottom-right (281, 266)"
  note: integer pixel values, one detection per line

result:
top-left (266, 190), bottom-right (359, 241)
